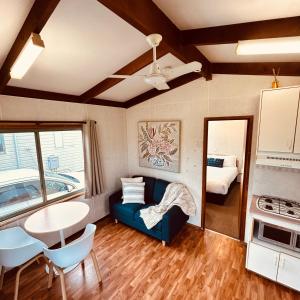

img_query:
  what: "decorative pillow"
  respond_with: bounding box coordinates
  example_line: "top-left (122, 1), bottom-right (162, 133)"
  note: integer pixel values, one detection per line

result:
top-left (122, 182), bottom-right (145, 204)
top-left (207, 158), bottom-right (224, 168)
top-left (121, 177), bottom-right (143, 199)
top-left (208, 155), bottom-right (236, 167)
top-left (121, 177), bottom-right (143, 183)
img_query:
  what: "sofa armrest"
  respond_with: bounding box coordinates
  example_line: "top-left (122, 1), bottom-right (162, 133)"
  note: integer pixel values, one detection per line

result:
top-left (161, 205), bottom-right (189, 244)
top-left (109, 189), bottom-right (122, 215)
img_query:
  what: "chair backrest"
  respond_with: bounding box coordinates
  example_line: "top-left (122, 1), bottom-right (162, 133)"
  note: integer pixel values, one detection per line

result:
top-left (44, 224), bottom-right (96, 269)
top-left (0, 227), bottom-right (45, 268)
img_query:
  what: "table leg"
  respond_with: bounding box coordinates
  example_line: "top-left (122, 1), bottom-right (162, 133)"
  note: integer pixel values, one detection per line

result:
top-left (57, 229), bottom-right (78, 274)
top-left (59, 230), bottom-right (66, 247)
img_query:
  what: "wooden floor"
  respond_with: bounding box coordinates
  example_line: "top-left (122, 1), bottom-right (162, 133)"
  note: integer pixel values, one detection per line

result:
top-left (1, 218), bottom-right (299, 300)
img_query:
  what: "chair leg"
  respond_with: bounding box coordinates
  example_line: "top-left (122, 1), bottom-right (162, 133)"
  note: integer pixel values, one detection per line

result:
top-left (56, 267), bottom-right (67, 300)
top-left (114, 219), bottom-right (118, 224)
top-left (48, 263), bottom-right (54, 289)
top-left (90, 249), bottom-right (102, 284)
top-left (14, 255), bottom-right (40, 300)
top-left (162, 240), bottom-right (166, 246)
top-left (0, 265), bottom-right (4, 290)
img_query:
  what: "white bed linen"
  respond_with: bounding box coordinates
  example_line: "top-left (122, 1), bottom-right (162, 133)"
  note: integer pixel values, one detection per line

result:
top-left (206, 166), bottom-right (238, 195)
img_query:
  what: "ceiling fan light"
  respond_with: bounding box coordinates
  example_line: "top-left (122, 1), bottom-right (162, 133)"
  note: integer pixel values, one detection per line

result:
top-left (144, 74), bottom-right (166, 85)
top-left (236, 36), bottom-right (300, 55)
top-left (10, 33), bottom-right (45, 79)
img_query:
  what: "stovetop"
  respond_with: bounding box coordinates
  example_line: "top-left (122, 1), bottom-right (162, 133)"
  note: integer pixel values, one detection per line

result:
top-left (257, 196), bottom-right (300, 220)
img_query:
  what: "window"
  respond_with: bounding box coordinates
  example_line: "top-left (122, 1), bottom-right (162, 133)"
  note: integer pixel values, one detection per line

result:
top-left (0, 129), bottom-right (85, 221)
top-left (0, 134), bottom-right (5, 153)
top-left (54, 132), bottom-right (64, 148)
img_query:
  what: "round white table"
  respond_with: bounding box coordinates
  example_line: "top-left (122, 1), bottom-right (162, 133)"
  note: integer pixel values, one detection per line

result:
top-left (25, 201), bottom-right (90, 246)
top-left (25, 201), bottom-right (89, 274)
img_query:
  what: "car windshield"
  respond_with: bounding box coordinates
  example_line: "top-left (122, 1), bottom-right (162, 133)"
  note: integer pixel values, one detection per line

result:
top-left (44, 171), bottom-right (80, 183)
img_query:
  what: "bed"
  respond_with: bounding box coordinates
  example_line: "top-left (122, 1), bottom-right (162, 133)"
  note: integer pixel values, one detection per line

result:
top-left (206, 155), bottom-right (239, 205)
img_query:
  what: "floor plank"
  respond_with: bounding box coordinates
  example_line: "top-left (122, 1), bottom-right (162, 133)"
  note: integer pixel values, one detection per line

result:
top-left (1, 218), bottom-right (299, 300)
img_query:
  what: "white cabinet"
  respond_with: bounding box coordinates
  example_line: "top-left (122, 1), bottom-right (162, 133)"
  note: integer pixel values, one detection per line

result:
top-left (277, 253), bottom-right (300, 291)
top-left (294, 109), bottom-right (300, 153)
top-left (247, 242), bottom-right (279, 281)
top-left (258, 87), bottom-right (300, 153)
top-left (247, 242), bottom-right (300, 291)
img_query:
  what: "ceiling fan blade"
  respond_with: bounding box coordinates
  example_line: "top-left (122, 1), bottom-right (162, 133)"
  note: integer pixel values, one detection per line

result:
top-left (151, 82), bottom-right (170, 90)
top-left (162, 61), bottom-right (202, 80)
top-left (108, 74), bottom-right (145, 79)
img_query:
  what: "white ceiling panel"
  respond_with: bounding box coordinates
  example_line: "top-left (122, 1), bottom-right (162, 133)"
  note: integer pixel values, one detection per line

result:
top-left (153, 0), bottom-right (300, 29)
top-left (197, 44), bottom-right (300, 63)
top-left (97, 53), bottom-right (184, 102)
top-left (9, 0), bottom-right (149, 95)
top-left (0, 0), bottom-right (35, 67)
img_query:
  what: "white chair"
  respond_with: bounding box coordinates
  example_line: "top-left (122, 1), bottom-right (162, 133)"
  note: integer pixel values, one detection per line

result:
top-left (44, 223), bottom-right (101, 300)
top-left (0, 226), bottom-right (49, 300)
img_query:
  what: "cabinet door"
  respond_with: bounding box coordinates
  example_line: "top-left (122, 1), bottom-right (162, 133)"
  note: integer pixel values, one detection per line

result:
top-left (258, 87), bottom-right (300, 152)
top-left (277, 253), bottom-right (300, 291)
top-left (294, 107), bottom-right (300, 153)
top-left (247, 242), bottom-right (279, 280)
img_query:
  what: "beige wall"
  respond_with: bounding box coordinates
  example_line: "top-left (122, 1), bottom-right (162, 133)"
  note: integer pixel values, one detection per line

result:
top-left (126, 74), bottom-right (300, 241)
top-left (0, 95), bottom-right (128, 245)
top-left (208, 120), bottom-right (247, 172)
top-left (1, 74), bottom-right (300, 244)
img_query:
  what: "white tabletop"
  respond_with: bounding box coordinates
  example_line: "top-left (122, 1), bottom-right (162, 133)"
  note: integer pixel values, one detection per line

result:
top-left (24, 201), bottom-right (90, 234)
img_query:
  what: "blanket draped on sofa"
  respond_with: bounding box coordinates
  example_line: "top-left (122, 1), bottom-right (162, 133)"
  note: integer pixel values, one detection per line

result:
top-left (140, 183), bottom-right (196, 229)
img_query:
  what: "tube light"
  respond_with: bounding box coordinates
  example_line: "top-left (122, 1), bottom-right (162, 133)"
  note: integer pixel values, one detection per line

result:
top-left (236, 36), bottom-right (300, 55)
top-left (10, 33), bottom-right (44, 79)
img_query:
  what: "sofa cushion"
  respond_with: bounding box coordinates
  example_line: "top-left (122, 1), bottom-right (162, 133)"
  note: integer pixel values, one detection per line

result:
top-left (113, 202), bottom-right (144, 219)
top-left (133, 175), bottom-right (156, 204)
top-left (153, 179), bottom-right (170, 204)
top-left (134, 206), bottom-right (162, 231)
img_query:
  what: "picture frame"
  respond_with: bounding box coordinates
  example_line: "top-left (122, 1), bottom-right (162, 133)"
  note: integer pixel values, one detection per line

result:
top-left (138, 120), bottom-right (181, 173)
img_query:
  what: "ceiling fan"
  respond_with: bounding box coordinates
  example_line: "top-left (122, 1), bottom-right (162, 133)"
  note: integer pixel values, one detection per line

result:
top-left (108, 34), bottom-right (202, 90)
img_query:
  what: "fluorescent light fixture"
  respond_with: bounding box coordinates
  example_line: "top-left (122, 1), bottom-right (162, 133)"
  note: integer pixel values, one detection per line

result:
top-left (10, 33), bottom-right (44, 79)
top-left (236, 36), bottom-right (300, 55)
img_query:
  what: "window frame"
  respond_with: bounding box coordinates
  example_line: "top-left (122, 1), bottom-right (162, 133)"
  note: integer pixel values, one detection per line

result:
top-left (0, 124), bottom-right (85, 221)
top-left (0, 134), bottom-right (6, 154)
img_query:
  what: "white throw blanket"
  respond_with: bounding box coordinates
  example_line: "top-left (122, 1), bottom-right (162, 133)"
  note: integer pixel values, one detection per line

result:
top-left (140, 183), bottom-right (196, 229)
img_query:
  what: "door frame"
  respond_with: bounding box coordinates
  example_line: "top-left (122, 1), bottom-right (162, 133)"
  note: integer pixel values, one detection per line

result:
top-left (201, 115), bottom-right (254, 241)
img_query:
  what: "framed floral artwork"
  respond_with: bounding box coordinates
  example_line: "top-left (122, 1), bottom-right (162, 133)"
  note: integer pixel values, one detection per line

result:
top-left (138, 121), bottom-right (180, 172)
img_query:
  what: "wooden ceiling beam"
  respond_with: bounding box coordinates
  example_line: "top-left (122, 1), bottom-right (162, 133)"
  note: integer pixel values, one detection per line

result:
top-left (81, 46), bottom-right (168, 101)
top-left (181, 16), bottom-right (300, 46)
top-left (0, 0), bottom-right (61, 92)
top-left (211, 62), bottom-right (300, 76)
top-left (97, 0), bottom-right (211, 79)
top-left (124, 72), bottom-right (201, 108)
top-left (1, 86), bottom-right (125, 108)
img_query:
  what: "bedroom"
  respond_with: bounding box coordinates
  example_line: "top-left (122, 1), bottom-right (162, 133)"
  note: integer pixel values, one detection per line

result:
top-left (204, 118), bottom-right (248, 239)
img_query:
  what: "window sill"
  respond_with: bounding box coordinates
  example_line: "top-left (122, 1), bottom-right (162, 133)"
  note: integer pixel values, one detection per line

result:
top-left (0, 191), bottom-right (85, 227)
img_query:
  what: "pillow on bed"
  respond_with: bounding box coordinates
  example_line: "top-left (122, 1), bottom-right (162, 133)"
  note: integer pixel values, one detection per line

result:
top-left (207, 158), bottom-right (224, 168)
top-left (208, 155), bottom-right (236, 167)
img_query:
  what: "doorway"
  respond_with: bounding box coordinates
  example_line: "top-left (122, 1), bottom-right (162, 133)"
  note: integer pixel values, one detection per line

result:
top-left (201, 116), bottom-right (253, 240)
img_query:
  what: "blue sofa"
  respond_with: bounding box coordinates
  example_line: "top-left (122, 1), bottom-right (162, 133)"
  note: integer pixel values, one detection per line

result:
top-left (109, 176), bottom-right (189, 245)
